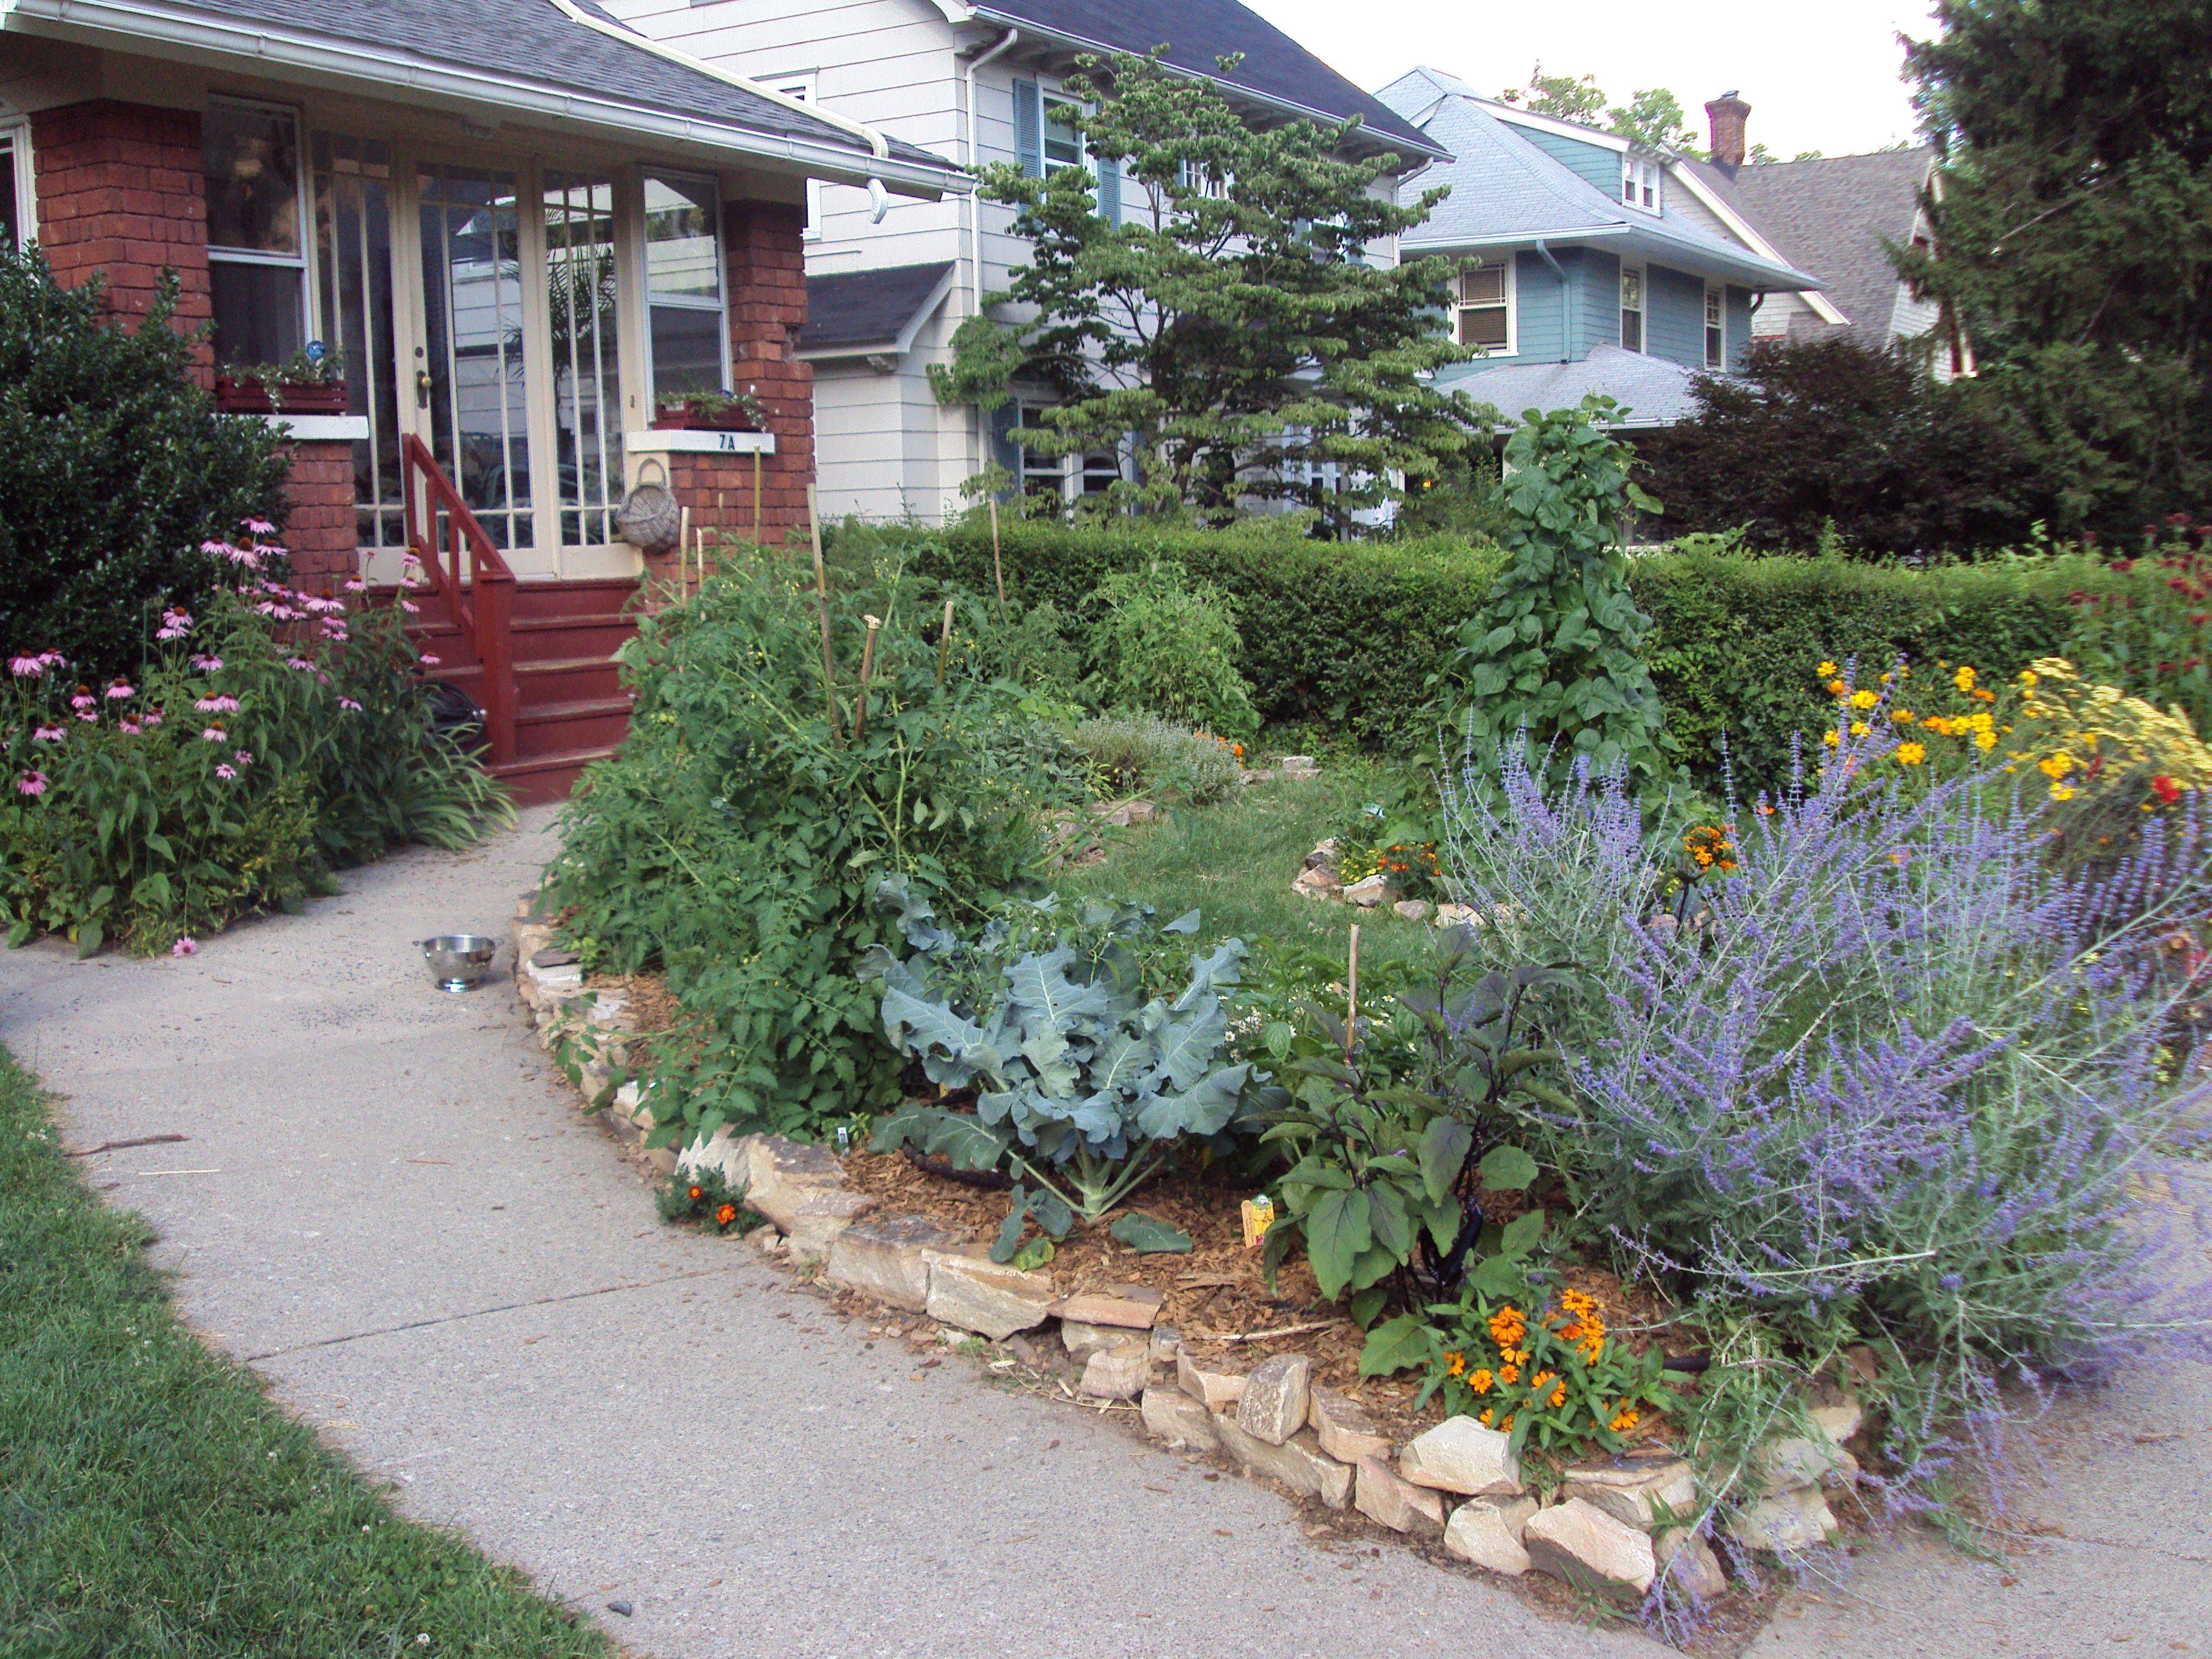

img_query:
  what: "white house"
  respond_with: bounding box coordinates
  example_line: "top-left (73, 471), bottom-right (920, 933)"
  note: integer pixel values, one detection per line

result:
top-left (605, 0), bottom-right (1448, 522)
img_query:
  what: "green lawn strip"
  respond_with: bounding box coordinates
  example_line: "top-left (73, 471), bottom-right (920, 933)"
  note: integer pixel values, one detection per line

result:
top-left (0, 1046), bottom-right (610, 1659)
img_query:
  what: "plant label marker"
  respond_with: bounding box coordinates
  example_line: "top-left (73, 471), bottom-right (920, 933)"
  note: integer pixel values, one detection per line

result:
top-left (1346, 923), bottom-right (1361, 1063)
top-left (937, 598), bottom-right (956, 686)
top-left (988, 492), bottom-right (1006, 608)
top-left (853, 614), bottom-right (882, 743)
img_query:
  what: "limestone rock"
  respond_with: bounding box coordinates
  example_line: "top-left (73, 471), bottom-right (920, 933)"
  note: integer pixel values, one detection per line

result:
top-left (1811, 1399), bottom-right (1864, 1447)
top-left (1755, 1433), bottom-right (1855, 1495)
top-left (1177, 1351), bottom-right (1247, 1412)
top-left (1141, 1385), bottom-right (1218, 1452)
top-left (1212, 1418), bottom-right (1352, 1510)
top-left (1292, 866), bottom-right (1344, 902)
top-left (1307, 1386), bottom-right (1391, 1465)
top-left (1236, 1354), bottom-right (1312, 1447)
top-left (1523, 1498), bottom-right (1657, 1601)
top-left (1443, 1495), bottom-right (1537, 1576)
top-left (743, 1223), bottom-right (783, 1255)
top-left (1095, 799), bottom-right (1160, 828)
top-left (1148, 1323), bottom-right (1181, 1367)
top-left (1060, 1319), bottom-right (1130, 1362)
top-left (1049, 1284), bottom-right (1162, 1330)
top-left (1392, 899), bottom-right (1433, 922)
top-left (1655, 1527), bottom-right (1728, 1603)
top-left (825, 1213), bottom-right (971, 1312)
top-left (1344, 873), bottom-right (1394, 908)
top-left (1434, 902), bottom-right (1481, 930)
top-left (1399, 1416), bottom-right (1523, 1496)
top-left (1563, 1454), bottom-right (1697, 1532)
top-left (923, 1251), bottom-right (1056, 1341)
top-left (1726, 1486), bottom-right (1840, 1555)
top-left (1079, 1341), bottom-right (1151, 1401)
top-left (1281, 756), bottom-right (1318, 773)
top-left (527, 953), bottom-right (583, 990)
top-left (1355, 1455), bottom-right (1444, 1535)
top-left (736, 1135), bottom-right (843, 1228)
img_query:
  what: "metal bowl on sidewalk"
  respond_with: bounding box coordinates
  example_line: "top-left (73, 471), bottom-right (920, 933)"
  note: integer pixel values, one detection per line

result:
top-left (419, 934), bottom-right (498, 993)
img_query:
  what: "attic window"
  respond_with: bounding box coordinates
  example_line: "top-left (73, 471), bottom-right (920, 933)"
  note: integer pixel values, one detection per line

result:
top-left (1455, 258), bottom-right (1513, 353)
top-left (1620, 155), bottom-right (1661, 215)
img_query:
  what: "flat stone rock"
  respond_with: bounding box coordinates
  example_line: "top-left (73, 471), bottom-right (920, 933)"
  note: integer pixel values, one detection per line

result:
top-left (1726, 1486), bottom-right (1840, 1554)
top-left (1399, 1416), bottom-right (1523, 1496)
top-left (1811, 1399), bottom-right (1864, 1447)
top-left (1177, 1351), bottom-right (1247, 1412)
top-left (1307, 1386), bottom-right (1391, 1465)
top-left (1141, 1385), bottom-right (1218, 1452)
top-left (1354, 1455), bottom-right (1444, 1535)
top-left (529, 945), bottom-right (580, 968)
top-left (1434, 902), bottom-right (1481, 929)
top-left (1343, 874), bottom-right (1393, 907)
top-left (1755, 1433), bottom-right (1855, 1495)
top-left (1524, 1498), bottom-right (1657, 1601)
top-left (526, 957), bottom-right (583, 989)
top-left (1078, 1341), bottom-right (1151, 1401)
top-left (1392, 899), bottom-right (1432, 921)
top-left (1292, 867), bottom-right (1343, 901)
top-left (1563, 1453), bottom-right (1697, 1532)
top-left (738, 1134), bottom-right (848, 1232)
top-left (1235, 1353), bottom-right (1311, 1447)
top-left (923, 1251), bottom-right (1056, 1341)
top-left (1212, 1418), bottom-right (1352, 1510)
top-left (825, 1212), bottom-right (971, 1312)
top-left (1655, 1527), bottom-right (1727, 1603)
top-left (1443, 1495), bottom-right (1537, 1575)
top-left (781, 1189), bottom-right (878, 1266)
top-left (1148, 1323), bottom-right (1181, 1366)
top-left (1060, 1319), bottom-right (1131, 1362)
top-left (1049, 1284), bottom-right (1162, 1330)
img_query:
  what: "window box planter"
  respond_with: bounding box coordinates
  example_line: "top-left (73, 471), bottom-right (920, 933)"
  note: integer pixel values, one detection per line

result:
top-left (651, 403), bottom-right (761, 432)
top-left (273, 382), bottom-right (350, 415)
top-left (215, 378), bottom-right (349, 416)
top-left (214, 376), bottom-right (275, 415)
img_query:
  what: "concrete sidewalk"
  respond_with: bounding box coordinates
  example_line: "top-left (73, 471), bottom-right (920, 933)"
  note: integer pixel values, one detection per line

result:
top-left (2, 811), bottom-right (2205, 1659)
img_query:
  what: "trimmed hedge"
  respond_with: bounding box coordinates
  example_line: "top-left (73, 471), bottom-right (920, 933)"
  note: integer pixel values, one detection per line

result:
top-left (842, 518), bottom-right (2167, 793)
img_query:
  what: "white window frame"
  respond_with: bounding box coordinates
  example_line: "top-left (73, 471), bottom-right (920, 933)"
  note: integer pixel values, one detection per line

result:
top-left (1040, 89), bottom-right (1087, 177)
top-left (772, 75), bottom-right (823, 239)
top-left (638, 166), bottom-right (732, 401)
top-left (1, 121), bottom-right (34, 250)
top-left (1704, 284), bottom-right (1726, 370)
top-left (1453, 256), bottom-right (1516, 355)
top-left (204, 95), bottom-right (313, 367)
top-left (1620, 155), bottom-right (1661, 215)
top-left (1620, 265), bottom-right (1646, 353)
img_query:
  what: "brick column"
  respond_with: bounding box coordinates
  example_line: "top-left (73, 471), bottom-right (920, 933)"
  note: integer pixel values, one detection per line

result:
top-left (30, 100), bottom-right (212, 379)
top-left (278, 439), bottom-right (359, 597)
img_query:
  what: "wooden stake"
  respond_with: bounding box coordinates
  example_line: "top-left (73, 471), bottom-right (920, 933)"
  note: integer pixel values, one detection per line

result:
top-left (807, 484), bottom-right (840, 743)
top-left (988, 492), bottom-right (1007, 608)
top-left (679, 503), bottom-right (692, 594)
top-left (936, 597), bottom-right (955, 686)
top-left (1345, 923), bottom-right (1361, 1064)
top-left (752, 451), bottom-right (763, 544)
top-left (852, 614), bottom-right (882, 743)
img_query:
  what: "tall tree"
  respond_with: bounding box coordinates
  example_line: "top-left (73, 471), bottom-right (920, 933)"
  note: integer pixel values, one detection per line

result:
top-left (934, 52), bottom-right (1488, 533)
top-left (1900, 0), bottom-right (2212, 534)
top-left (1498, 66), bottom-right (1703, 155)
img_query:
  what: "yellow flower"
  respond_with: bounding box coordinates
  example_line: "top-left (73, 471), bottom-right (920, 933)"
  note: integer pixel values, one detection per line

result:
top-left (1849, 688), bottom-right (1879, 710)
top-left (1823, 729), bottom-right (1842, 749)
top-left (2039, 752), bottom-right (2074, 779)
top-left (1954, 665), bottom-right (1977, 692)
top-left (1818, 660), bottom-right (1839, 677)
top-left (1975, 729), bottom-right (1997, 751)
top-left (1895, 741), bottom-right (1927, 766)
top-left (1891, 708), bottom-right (1917, 724)
top-left (2018, 668), bottom-right (2040, 689)
top-left (2051, 782), bottom-right (2077, 802)
top-left (1851, 721), bottom-right (1871, 737)
top-left (1923, 714), bottom-right (1952, 736)
top-left (1826, 678), bottom-right (1848, 697)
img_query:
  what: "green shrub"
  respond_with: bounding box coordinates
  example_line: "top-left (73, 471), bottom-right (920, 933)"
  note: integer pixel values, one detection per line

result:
top-left (0, 249), bottom-right (290, 677)
top-left (1084, 561), bottom-right (1259, 739)
top-left (550, 548), bottom-right (1068, 1144)
top-left (1071, 714), bottom-right (1242, 805)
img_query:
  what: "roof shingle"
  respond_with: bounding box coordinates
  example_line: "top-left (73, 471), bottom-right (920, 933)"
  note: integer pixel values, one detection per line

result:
top-left (1722, 149), bottom-right (1934, 346)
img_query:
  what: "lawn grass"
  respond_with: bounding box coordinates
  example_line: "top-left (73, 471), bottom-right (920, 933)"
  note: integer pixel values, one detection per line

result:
top-left (1057, 760), bottom-right (1439, 977)
top-left (0, 1045), bottom-right (610, 1659)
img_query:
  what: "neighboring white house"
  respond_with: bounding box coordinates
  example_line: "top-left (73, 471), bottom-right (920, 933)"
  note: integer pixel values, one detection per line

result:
top-left (605, 0), bottom-right (1448, 521)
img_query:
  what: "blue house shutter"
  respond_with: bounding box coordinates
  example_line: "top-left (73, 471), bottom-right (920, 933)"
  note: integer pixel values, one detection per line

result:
top-left (989, 400), bottom-right (1022, 494)
top-left (1013, 79), bottom-right (1042, 178)
top-left (1095, 153), bottom-right (1122, 226)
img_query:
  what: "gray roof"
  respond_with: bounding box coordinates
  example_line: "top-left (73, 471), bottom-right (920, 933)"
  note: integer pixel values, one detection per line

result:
top-left (967, 0), bottom-right (1446, 160)
top-left (800, 261), bottom-right (956, 355)
top-left (1722, 149), bottom-right (1935, 347)
top-left (1439, 344), bottom-right (1706, 428)
top-left (1376, 69), bottom-right (1815, 290)
top-left (16, 0), bottom-right (948, 176)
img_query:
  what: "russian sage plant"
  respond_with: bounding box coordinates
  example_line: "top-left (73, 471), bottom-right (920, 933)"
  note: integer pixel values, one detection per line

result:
top-left (1440, 720), bottom-right (2211, 1517)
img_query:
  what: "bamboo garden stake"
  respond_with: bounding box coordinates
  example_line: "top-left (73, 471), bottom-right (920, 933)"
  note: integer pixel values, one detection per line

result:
top-left (852, 615), bottom-right (882, 742)
top-left (1345, 924), bottom-right (1361, 1064)
top-left (988, 492), bottom-right (1007, 608)
top-left (806, 485), bottom-right (840, 743)
top-left (752, 451), bottom-right (763, 543)
top-left (936, 598), bottom-right (956, 686)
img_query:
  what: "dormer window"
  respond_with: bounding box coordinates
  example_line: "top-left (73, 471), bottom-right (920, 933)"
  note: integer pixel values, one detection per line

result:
top-left (1621, 155), bottom-right (1661, 215)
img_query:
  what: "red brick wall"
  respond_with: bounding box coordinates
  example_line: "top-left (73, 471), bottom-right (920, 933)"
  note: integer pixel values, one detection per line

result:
top-left (279, 440), bottom-right (358, 597)
top-left (685, 198), bottom-right (813, 547)
top-left (30, 100), bottom-right (212, 377)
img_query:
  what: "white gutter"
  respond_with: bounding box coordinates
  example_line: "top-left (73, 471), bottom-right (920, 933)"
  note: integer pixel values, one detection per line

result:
top-left (4, 0), bottom-right (959, 195)
top-left (961, 25), bottom-right (1019, 477)
top-left (1667, 161), bottom-right (1849, 325)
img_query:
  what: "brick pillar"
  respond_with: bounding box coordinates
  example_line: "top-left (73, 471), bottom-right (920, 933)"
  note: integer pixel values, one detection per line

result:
top-left (30, 100), bottom-right (212, 379)
top-left (278, 440), bottom-right (359, 598)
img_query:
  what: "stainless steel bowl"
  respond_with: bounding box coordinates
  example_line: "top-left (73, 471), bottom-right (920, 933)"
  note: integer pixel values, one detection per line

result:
top-left (420, 934), bottom-right (498, 993)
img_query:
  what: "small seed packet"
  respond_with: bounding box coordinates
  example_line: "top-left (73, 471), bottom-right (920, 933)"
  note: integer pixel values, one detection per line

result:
top-left (1241, 1194), bottom-right (1275, 1248)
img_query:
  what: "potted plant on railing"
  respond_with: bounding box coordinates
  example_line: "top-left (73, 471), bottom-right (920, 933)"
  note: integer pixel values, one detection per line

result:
top-left (215, 343), bottom-right (350, 415)
top-left (650, 385), bottom-right (765, 432)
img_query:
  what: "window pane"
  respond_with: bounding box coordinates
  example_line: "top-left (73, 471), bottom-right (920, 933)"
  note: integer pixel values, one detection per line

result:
top-left (315, 133), bottom-right (398, 554)
top-left (651, 303), bottom-right (724, 400)
top-left (643, 173), bottom-right (721, 301)
top-left (418, 163), bottom-right (532, 553)
top-left (1707, 325), bottom-right (1724, 368)
top-left (1460, 305), bottom-right (1509, 348)
top-left (1044, 100), bottom-right (1081, 169)
top-left (1621, 310), bottom-right (1643, 352)
top-left (1621, 271), bottom-right (1643, 310)
top-left (204, 103), bottom-right (301, 255)
top-left (1460, 263), bottom-right (1505, 304)
top-left (546, 172), bottom-right (623, 547)
top-left (1, 155), bottom-right (16, 251)
top-left (210, 260), bottom-right (305, 368)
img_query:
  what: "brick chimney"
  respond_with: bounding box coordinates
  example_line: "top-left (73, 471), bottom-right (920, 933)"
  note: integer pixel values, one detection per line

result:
top-left (1705, 91), bottom-right (1751, 175)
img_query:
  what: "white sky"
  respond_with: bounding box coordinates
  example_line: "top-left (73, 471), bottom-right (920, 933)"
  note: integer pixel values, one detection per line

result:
top-left (1244, 0), bottom-right (1942, 160)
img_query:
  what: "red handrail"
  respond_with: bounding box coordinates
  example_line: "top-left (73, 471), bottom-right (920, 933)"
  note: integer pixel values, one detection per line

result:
top-left (400, 434), bottom-right (518, 766)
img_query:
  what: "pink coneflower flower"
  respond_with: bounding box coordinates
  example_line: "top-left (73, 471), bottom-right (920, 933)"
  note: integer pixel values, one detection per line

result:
top-left (120, 718), bottom-right (142, 735)
top-left (16, 771), bottom-right (48, 797)
top-left (286, 656), bottom-right (315, 672)
top-left (106, 680), bottom-right (134, 700)
top-left (171, 936), bottom-right (197, 956)
top-left (143, 708), bottom-right (164, 727)
top-left (39, 652), bottom-right (67, 671)
top-left (199, 539), bottom-right (233, 557)
top-left (201, 724), bottom-right (226, 742)
top-left (303, 595), bottom-right (345, 614)
top-left (243, 517), bottom-right (277, 536)
top-left (195, 694), bottom-right (240, 713)
top-left (400, 599), bottom-right (421, 614)
top-left (69, 686), bottom-right (96, 712)
top-left (74, 709), bottom-right (98, 723)
top-left (192, 654), bottom-right (224, 672)
top-left (418, 653), bottom-right (440, 667)
top-left (8, 655), bottom-right (45, 677)
top-left (32, 725), bottom-right (62, 743)
top-left (214, 763), bottom-right (237, 780)
top-left (343, 577), bottom-right (367, 594)
top-left (338, 697), bottom-right (363, 712)
top-left (321, 623), bottom-right (349, 642)
top-left (232, 750), bottom-right (253, 766)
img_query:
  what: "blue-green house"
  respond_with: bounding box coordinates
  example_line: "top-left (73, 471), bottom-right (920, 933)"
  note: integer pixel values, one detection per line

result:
top-left (1374, 68), bottom-right (1820, 429)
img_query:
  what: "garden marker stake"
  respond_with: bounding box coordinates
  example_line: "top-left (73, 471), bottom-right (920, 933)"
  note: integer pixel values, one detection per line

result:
top-left (679, 503), bottom-right (691, 594)
top-left (806, 485), bottom-right (841, 743)
top-left (752, 451), bottom-right (763, 543)
top-left (988, 492), bottom-right (1006, 610)
top-left (1346, 924), bottom-right (1361, 1064)
top-left (936, 598), bottom-right (955, 686)
top-left (853, 614), bottom-right (882, 743)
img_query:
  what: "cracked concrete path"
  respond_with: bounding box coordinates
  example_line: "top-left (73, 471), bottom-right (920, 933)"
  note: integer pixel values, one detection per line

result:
top-left (6, 808), bottom-right (2208, 1658)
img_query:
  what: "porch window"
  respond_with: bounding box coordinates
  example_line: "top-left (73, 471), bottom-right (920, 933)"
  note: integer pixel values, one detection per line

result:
top-left (204, 99), bottom-right (308, 369)
top-left (544, 172), bottom-right (625, 547)
top-left (1620, 267), bottom-right (1645, 353)
top-left (1, 122), bottom-right (29, 250)
top-left (1705, 286), bottom-right (1725, 369)
top-left (642, 170), bottom-right (728, 401)
top-left (1455, 258), bottom-right (1513, 352)
top-left (312, 133), bottom-right (401, 549)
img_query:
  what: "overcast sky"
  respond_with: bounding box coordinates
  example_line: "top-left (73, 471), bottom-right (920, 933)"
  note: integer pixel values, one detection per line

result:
top-left (1246, 0), bottom-right (1942, 160)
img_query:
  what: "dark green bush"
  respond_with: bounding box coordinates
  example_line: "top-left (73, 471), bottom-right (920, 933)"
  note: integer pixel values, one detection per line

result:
top-left (0, 250), bottom-right (291, 677)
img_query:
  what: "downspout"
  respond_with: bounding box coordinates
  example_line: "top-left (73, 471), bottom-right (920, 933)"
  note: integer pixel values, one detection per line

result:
top-left (1535, 239), bottom-right (1569, 363)
top-left (963, 26), bottom-right (1021, 476)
